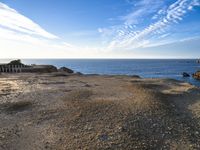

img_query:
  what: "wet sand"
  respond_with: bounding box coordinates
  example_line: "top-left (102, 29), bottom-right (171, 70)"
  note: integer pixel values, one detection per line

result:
top-left (0, 73), bottom-right (200, 149)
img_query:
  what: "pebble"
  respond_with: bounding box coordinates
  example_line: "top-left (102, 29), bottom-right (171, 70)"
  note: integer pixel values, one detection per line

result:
top-left (98, 134), bottom-right (109, 141)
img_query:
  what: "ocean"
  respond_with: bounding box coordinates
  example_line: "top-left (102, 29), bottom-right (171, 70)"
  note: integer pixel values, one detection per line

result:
top-left (1, 59), bottom-right (200, 87)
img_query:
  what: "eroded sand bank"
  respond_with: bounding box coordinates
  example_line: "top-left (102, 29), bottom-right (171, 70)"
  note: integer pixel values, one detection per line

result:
top-left (0, 73), bottom-right (200, 149)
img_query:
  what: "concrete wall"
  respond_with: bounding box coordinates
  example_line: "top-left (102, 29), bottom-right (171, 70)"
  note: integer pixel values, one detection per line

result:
top-left (0, 65), bottom-right (58, 73)
top-left (0, 65), bottom-right (25, 73)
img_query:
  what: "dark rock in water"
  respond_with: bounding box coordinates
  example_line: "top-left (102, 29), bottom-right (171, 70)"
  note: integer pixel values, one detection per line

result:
top-left (193, 71), bottom-right (200, 80)
top-left (197, 60), bottom-right (200, 63)
top-left (131, 75), bottom-right (141, 78)
top-left (59, 67), bottom-right (74, 73)
top-left (182, 72), bottom-right (190, 77)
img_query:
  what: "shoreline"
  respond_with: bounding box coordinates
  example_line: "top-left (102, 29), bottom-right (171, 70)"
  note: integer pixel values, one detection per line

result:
top-left (1, 59), bottom-right (199, 87)
top-left (1, 71), bottom-right (199, 87)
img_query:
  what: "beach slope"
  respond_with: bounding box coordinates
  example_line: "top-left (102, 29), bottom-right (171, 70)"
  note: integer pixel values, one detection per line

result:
top-left (0, 73), bottom-right (200, 149)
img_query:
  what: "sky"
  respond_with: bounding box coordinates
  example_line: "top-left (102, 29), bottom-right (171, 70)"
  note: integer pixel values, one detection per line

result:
top-left (0, 0), bottom-right (200, 58)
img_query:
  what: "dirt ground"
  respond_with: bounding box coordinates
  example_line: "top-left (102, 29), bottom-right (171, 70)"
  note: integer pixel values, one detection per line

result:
top-left (0, 73), bottom-right (200, 150)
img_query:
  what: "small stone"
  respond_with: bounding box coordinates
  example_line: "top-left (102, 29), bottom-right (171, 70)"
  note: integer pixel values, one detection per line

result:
top-left (152, 124), bottom-right (157, 127)
top-left (195, 131), bottom-right (199, 135)
top-left (98, 134), bottom-right (109, 141)
top-left (0, 135), bottom-right (5, 139)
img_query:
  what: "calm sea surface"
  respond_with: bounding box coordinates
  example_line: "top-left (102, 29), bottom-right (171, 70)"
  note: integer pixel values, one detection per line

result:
top-left (1, 59), bottom-right (200, 87)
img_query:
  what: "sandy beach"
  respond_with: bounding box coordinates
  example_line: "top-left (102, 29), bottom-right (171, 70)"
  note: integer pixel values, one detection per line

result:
top-left (0, 73), bottom-right (200, 149)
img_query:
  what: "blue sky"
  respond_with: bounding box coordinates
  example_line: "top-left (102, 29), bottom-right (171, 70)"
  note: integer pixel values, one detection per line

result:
top-left (0, 0), bottom-right (200, 58)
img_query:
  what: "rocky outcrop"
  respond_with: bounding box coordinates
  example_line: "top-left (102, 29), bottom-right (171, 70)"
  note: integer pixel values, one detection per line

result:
top-left (23, 65), bottom-right (58, 73)
top-left (59, 67), bottom-right (74, 74)
top-left (193, 71), bottom-right (200, 80)
top-left (76, 72), bottom-right (83, 75)
top-left (8, 59), bottom-right (25, 66)
top-left (182, 72), bottom-right (190, 77)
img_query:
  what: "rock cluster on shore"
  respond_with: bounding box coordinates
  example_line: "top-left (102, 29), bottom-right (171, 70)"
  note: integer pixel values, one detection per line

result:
top-left (7, 59), bottom-right (26, 66)
top-left (25, 65), bottom-right (58, 73)
top-left (193, 71), bottom-right (200, 80)
top-left (58, 67), bottom-right (74, 73)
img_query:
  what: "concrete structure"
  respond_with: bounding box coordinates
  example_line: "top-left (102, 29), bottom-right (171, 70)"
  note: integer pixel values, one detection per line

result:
top-left (0, 64), bottom-right (28, 73)
top-left (0, 60), bottom-right (58, 73)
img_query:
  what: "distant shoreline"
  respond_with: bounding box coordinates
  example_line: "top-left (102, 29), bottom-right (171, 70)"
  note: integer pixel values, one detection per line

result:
top-left (0, 59), bottom-right (200, 87)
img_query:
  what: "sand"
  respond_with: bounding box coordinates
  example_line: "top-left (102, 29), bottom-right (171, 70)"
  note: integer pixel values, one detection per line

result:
top-left (0, 72), bottom-right (200, 150)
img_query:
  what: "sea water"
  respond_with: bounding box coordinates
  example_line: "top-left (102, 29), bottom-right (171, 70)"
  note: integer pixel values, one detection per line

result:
top-left (1, 59), bottom-right (200, 87)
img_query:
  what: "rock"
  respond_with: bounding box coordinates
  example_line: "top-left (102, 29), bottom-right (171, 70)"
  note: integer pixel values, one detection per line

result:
top-left (182, 72), bottom-right (190, 77)
top-left (195, 131), bottom-right (199, 135)
top-left (8, 59), bottom-right (24, 65)
top-left (51, 72), bottom-right (69, 77)
top-left (23, 65), bottom-right (58, 73)
top-left (76, 72), bottom-right (83, 75)
top-left (131, 75), bottom-right (141, 78)
top-left (59, 67), bottom-right (74, 74)
top-left (196, 60), bottom-right (200, 63)
top-left (98, 134), bottom-right (109, 141)
top-left (193, 71), bottom-right (200, 80)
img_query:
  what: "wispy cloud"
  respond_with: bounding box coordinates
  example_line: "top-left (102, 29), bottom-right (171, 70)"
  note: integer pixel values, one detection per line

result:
top-left (0, 2), bottom-right (57, 39)
top-left (0, 2), bottom-right (78, 58)
top-left (0, 1), bottom-right (199, 58)
top-left (101, 0), bottom-right (200, 50)
top-left (98, 0), bottom-right (164, 39)
top-left (122, 0), bottom-right (164, 25)
top-left (0, 2), bottom-right (109, 58)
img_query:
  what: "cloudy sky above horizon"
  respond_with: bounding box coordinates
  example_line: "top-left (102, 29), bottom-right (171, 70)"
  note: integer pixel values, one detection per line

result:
top-left (0, 0), bottom-right (200, 58)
